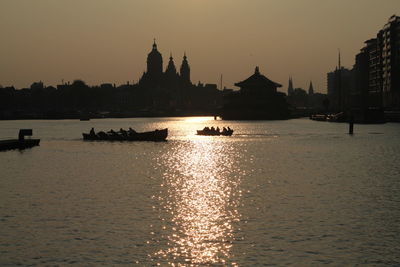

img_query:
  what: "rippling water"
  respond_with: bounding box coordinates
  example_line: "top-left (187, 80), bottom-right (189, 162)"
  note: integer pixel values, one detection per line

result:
top-left (1, 117), bottom-right (399, 266)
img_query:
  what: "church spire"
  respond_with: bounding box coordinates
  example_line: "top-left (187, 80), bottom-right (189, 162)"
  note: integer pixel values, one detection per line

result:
top-left (288, 76), bottom-right (294, 96)
top-left (308, 80), bottom-right (314, 95)
top-left (153, 38), bottom-right (157, 50)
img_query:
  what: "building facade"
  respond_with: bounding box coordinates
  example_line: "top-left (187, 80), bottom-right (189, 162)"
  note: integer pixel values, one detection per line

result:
top-left (328, 15), bottom-right (400, 114)
top-left (380, 15), bottom-right (400, 109)
top-left (326, 67), bottom-right (353, 111)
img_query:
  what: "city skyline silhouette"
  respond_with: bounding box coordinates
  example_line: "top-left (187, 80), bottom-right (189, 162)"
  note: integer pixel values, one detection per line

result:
top-left (1, 0), bottom-right (399, 92)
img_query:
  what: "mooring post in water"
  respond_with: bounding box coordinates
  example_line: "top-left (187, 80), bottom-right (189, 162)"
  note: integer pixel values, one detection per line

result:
top-left (349, 114), bottom-right (354, 135)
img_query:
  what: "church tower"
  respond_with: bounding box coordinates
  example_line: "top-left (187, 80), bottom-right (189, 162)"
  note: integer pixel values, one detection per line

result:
top-left (288, 76), bottom-right (294, 96)
top-left (180, 53), bottom-right (191, 84)
top-left (147, 39), bottom-right (163, 77)
top-left (165, 53), bottom-right (177, 76)
top-left (165, 53), bottom-right (180, 90)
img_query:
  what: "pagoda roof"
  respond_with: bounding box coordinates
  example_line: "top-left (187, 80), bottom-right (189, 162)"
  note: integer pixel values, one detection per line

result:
top-left (235, 67), bottom-right (282, 88)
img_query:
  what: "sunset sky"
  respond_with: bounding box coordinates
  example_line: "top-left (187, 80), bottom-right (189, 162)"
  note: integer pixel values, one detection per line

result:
top-left (1, 0), bottom-right (399, 92)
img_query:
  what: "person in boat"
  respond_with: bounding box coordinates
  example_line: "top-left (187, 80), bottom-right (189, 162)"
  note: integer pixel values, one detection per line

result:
top-left (97, 131), bottom-right (107, 138)
top-left (90, 127), bottom-right (95, 136)
top-left (128, 127), bottom-right (137, 135)
top-left (211, 126), bottom-right (215, 132)
top-left (227, 127), bottom-right (232, 132)
top-left (222, 127), bottom-right (227, 133)
top-left (108, 129), bottom-right (118, 136)
top-left (119, 128), bottom-right (128, 137)
top-left (216, 127), bottom-right (220, 133)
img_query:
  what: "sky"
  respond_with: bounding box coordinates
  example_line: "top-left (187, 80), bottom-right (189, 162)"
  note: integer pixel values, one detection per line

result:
top-left (0, 0), bottom-right (399, 93)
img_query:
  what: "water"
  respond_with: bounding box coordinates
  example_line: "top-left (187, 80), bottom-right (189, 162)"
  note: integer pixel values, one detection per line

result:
top-left (1, 117), bottom-right (399, 266)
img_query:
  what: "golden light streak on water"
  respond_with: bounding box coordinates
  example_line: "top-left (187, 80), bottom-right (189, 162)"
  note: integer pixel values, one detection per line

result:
top-left (182, 116), bottom-right (214, 123)
top-left (154, 139), bottom-right (242, 265)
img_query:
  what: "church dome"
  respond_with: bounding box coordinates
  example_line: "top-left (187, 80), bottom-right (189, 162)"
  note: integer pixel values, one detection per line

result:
top-left (147, 40), bottom-right (163, 75)
top-left (148, 42), bottom-right (162, 61)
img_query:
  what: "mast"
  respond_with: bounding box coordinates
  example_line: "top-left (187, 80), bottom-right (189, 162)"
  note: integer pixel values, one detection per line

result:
top-left (337, 49), bottom-right (343, 111)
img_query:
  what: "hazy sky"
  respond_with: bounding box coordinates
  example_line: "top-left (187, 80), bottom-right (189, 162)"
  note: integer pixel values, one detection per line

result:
top-left (0, 0), bottom-right (399, 92)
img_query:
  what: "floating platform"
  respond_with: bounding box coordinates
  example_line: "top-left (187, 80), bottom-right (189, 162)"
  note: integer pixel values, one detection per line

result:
top-left (0, 129), bottom-right (40, 151)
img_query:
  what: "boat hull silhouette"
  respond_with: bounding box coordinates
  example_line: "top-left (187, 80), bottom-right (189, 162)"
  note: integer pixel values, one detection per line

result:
top-left (83, 128), bottom-right (168, 142)
top-left (0, 139), bottom-right (40, 151)
top-left (196, 129), bottom-right (233, 136)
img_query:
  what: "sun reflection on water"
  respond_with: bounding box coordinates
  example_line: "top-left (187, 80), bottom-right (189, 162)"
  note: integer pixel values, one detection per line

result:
top-left (154, 139), bottom-right (242, 265)
top-left (182, 116), bottom-right (214, 123)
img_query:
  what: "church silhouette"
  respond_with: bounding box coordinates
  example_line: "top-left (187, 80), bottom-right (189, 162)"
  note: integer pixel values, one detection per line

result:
top-left (136, 40), bottom-right (221, 113)
top-left (139, 40), bottom-right (192, 88)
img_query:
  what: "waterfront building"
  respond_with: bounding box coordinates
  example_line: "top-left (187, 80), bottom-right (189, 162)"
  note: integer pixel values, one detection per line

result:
top-left (288, 87), bottom-right (308, 109)
top-left (367, 38), bottom-right (382, 107)
top-left (221, 66), bottom-right (289, 120)
top-left (380, 15), bottom-right (400, 109)
top-left (327, 71), bottom-right (335, 101)
top-left (352, 38), bottom-right (380, 110)
top-left (235, 66), bottom-right (281, 94)
top-left (351, 15), bottom-right (400, 111)
top-left (326, 67), bottom-right (353, 112)
top-left (285, 78), bottom-right (324, 111)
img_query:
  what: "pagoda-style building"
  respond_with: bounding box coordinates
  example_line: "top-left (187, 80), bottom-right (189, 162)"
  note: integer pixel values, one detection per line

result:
top-left (221, 67), bottom-right (289, 120)
top-left (235, 66), bottom-right (282, 94)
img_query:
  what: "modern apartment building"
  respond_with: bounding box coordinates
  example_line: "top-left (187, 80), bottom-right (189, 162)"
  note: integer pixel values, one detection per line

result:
top-left (379, 15), bottom-right (400, 109)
